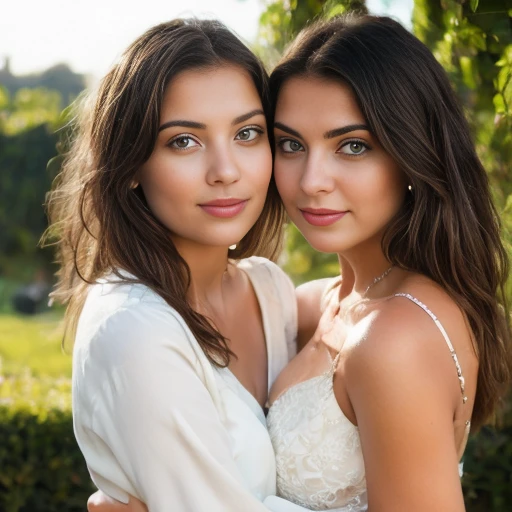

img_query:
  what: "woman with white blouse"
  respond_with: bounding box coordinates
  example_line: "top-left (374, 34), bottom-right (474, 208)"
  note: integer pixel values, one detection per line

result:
top-left (47, 18), bottom-right (313, 512)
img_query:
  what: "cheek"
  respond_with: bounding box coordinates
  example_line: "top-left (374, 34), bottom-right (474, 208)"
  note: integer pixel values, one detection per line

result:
top-left (143, 154), bottom-right (202, 196)
top-left (358, 166), bottom-right (405, 218)
top-left (274, 158), bottom-right (298, 203)
top-left (253, 146), bottom-right (273, 186)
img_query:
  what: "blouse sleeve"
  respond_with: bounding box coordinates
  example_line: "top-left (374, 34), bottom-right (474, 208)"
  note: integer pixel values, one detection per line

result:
top-left (76, 300), bottom-right (278, 512)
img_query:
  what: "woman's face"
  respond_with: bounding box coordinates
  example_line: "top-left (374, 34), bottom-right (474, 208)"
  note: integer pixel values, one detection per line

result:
top-left (273, 75), bottom-right (406, 255)
top-left (139, 65), bottom-right (272, 250)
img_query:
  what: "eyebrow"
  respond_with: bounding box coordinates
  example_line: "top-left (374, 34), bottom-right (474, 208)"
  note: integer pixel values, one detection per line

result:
top-left (158, 109), bottom-right (265, 133)
top-left (158, 120), bottom-right (206, 132)
top-left (232, 109), bottom-right (265, 126)
top-left (324, 124), bottom-right (370, 139)
top-left (274, 122), bottom-right (302, 139)
top-left (274, 121), bottom-right (370, 140)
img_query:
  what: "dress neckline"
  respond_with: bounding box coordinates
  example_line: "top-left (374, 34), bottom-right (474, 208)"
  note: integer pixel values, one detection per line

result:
top-left (219, 259), bottom-right (276, 413)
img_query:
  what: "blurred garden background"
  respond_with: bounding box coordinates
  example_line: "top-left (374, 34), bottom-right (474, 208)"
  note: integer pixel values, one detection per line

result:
top-left (0, 0), bottom-right (511, 510)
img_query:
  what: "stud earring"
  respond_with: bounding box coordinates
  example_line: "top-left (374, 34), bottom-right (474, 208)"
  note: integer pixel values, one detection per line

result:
top-left (408, 185), bottom-right (413, 191)
top-left (130, 180), bottom-right (139, 189)
top-left (229, 244), bottom-right (237, 250)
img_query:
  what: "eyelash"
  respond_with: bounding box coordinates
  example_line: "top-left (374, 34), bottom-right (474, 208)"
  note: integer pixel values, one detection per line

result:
top-left (167, 125), bottom-right (265, 151)
top-left (277, 137), bottom-right (371, 156)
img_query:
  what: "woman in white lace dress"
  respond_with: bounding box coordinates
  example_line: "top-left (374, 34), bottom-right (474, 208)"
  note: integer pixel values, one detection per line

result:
top-left (266, 14), bottom-right (511, 512)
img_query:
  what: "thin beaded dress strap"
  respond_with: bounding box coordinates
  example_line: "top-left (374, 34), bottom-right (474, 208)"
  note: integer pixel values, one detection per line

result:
top-left (393, 293), bottom-right (468, 406)
top-left (330, 350), bottom-right (343, 372)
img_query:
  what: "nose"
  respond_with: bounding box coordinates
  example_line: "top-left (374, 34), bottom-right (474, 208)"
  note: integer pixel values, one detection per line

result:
top-left (206, 142), bottom-right (241, 186)
top-left (299, 150), bottom-right (335, 196)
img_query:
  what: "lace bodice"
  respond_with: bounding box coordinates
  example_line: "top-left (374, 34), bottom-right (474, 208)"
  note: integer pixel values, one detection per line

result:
top-left (267, 293), bottom-right (471, 512)
top-left (267, 356), bottom-right (367, 511)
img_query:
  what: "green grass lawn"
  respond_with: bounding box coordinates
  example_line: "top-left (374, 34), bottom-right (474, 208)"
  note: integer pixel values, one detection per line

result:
top-left (0, 312), bottom-right (70, 378)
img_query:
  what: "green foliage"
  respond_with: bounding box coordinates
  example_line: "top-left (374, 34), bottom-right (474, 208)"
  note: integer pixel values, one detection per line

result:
top-left (463, 422), bottom-right (512, 512)
top-left (0, 85), bottom-right (66, 278)
top-left (281, 225), bottom-right (339, 285)
top-left (0, 313), bottom-right (69, 378)
top-left (413, 1), bottom-right (512, 200)
top-left (258, 0), bottom-right (368, 54)
top-left (0, 314), bottom-right (90, 511)
top-left (0, 87), bottom-right (63, 136)
top-left (0, 371), bottom-right (94, 512)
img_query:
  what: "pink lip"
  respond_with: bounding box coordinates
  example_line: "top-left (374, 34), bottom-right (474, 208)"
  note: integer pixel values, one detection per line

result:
top-left (199, 198), bottom-right (248, 218)
top-left (300, 207), bottom-right (348, 227)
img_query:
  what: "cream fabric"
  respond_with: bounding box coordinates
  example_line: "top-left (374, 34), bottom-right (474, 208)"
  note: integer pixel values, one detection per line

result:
top-left (72, 256), bottom-right (311, 512)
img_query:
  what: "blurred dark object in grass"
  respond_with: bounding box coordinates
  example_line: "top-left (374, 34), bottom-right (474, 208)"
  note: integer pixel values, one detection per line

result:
top-left (11, 270), bottom-right (51, 315)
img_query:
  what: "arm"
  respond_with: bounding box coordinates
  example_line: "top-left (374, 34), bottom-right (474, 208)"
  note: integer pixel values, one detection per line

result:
top-left (79, 302), bottom-right (313, 512)
top-left (87, 493), bottom-right (313, 512)
top-left (345, 301), bottom-right (466, 512)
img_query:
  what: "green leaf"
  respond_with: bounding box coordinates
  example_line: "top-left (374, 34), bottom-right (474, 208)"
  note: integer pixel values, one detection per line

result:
top-left (494, 93), bottom-right (506, 114)
top-left (496, 66), bottom-right (511, 93)
top-left (470, 0), bottom-right (479, 12)
top-left (460, 56), bottom-right (477, 90)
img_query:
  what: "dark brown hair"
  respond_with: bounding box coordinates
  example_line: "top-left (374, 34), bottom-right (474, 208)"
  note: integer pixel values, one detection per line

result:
top-left (270, 14), bottom-right (511, 428)
top-left (45, 19), bottom-right (285, 366)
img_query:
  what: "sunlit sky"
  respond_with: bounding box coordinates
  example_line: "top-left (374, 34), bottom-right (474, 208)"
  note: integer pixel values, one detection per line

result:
top-left (1, 0), bottom-right (413, 79)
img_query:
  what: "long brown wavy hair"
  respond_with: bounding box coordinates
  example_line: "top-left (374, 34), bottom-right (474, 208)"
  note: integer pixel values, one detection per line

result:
top-left (269, 14), bottom-right (512, 428)
top-left (45, 19), bottom-right (285, 366)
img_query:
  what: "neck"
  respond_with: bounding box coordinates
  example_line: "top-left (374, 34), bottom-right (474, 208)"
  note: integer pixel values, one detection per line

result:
top-left (172, 237), bottom-right (232, 312)
top-left (338, 237), bottom-right (392, 297)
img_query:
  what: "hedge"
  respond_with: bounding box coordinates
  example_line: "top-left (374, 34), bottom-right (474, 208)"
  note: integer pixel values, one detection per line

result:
top-left (0, 372), bottom-right (94, 512)
top-left (0, 371), bottom-right (510, 511)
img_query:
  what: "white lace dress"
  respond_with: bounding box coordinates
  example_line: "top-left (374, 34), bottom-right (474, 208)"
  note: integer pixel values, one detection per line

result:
top-left (267, 293), bottom-right (471, 511)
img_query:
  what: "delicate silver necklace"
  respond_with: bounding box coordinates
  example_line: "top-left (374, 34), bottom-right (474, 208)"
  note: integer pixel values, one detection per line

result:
top-left (363, 266), bottom-right (394, 297)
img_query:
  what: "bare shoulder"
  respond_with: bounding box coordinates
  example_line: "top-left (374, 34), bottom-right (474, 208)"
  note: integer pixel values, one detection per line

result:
top-left (343, 275), bottom-right (469, 511)
top-left (346, 274), bottom-right (476, 411)
top-left (296, 277), bottom-right (339, 350)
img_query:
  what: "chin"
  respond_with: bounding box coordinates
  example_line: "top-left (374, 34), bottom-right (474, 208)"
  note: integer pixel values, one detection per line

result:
top-left (299, 232), bottom-right (346, 254)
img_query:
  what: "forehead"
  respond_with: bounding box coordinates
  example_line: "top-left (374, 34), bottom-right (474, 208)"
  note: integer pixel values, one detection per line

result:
top-left (275, 75), bottom-right (365, 127)
top-left (161, 65), bottom-right (262, 120)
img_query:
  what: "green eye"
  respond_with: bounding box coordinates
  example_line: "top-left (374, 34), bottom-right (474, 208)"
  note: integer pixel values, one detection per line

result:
top-left (280, 140), bottom-right (304, 153)
top-left (236, 128), bottom-right (261, 142)
top-left (339, 140), bottom-right (368, 156)
top-left (349, 142), bottom-right (364, 153)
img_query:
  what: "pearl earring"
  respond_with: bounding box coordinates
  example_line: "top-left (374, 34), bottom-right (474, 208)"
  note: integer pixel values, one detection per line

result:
top-left (229, 244), bottom-right (237, 250)
top-left (408, 185), bottom-right (413, 191)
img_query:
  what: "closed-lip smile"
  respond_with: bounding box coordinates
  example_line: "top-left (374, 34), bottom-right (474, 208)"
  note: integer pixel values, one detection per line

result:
top-left (299, 207), bottom-right (348, 226)
top-left (199, 198), bottom-right (248, 218)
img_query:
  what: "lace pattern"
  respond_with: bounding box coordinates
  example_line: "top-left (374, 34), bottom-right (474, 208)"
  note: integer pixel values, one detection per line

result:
top-left (267, 370), bottom-right (367, 511)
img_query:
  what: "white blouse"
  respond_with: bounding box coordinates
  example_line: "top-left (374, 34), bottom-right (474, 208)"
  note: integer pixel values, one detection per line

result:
top-left (72, 256), bottom-right (312, 512)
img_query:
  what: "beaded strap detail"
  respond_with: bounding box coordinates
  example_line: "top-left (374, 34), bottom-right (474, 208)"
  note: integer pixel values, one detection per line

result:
top-left (394, 293), bottom-right (468, 406)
